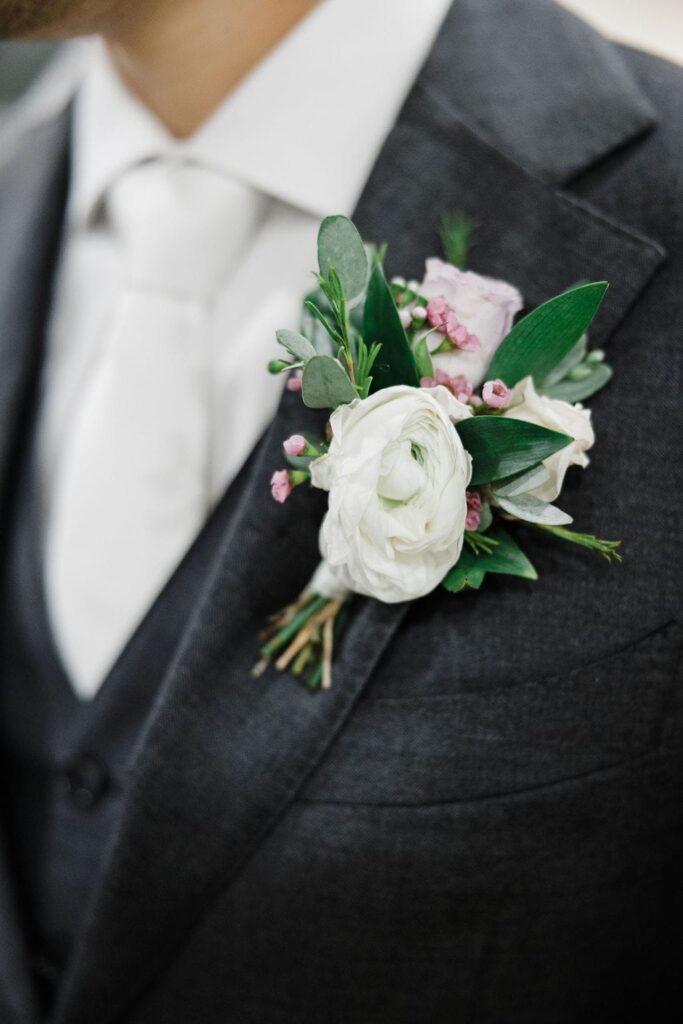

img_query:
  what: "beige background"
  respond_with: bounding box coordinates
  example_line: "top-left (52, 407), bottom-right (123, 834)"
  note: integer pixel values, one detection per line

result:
top-left (558, 0), bottom-right (683, 65)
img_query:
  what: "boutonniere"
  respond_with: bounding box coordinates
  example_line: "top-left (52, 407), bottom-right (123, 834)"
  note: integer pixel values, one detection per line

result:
top-left (255, 215), bottom-right (621, 689)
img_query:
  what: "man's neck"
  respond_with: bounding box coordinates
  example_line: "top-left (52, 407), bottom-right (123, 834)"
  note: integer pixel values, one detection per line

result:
top-left (101, 0), bottom-right (320, 138)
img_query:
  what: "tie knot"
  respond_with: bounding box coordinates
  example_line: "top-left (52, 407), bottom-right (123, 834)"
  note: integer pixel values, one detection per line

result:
top-left (106, 159), bottom-right (265, 297)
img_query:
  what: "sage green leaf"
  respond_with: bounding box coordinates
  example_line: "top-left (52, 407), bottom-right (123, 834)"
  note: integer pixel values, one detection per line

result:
top-left (543, 362), bottom-right (613, 403)
top-left (302, 356), bottom-right (358, 409)
top-left (495, 492), bottom-right (573, 526)
top-left (492, 462), bottom-right (550, 497)
top-left (442, 525), bottom-right (538, 592)
top-left (541, 333), bottom-right (588, 388)
top-left (364, 263), bottom-right (420, 390)
top-left (413, 336), bottom-right (434, 379)
top-left (317, 216), bottom-right (369, 308)
top-left (457, 416), bottom-right (571, 485)
top-left (487, 282), bottom-right (608, 387)
top-left (276, 329), bottom-right (317, 363)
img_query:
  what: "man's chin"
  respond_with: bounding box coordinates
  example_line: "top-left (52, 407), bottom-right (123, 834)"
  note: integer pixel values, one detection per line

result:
top-left (0, 0), bottom-right (114, 39)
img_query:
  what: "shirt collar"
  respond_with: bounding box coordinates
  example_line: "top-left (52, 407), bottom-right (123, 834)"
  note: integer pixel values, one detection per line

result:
top-left (69, 0), bottom-right (453, 226)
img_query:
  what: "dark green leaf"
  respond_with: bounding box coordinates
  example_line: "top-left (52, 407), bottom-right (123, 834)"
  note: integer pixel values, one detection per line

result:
top-left (302, 356), bottom-right (358, 409)
top-left (413, 336), bottom-right (434, 379)
top-left (457, 416), bottom-right (571, 485)
top-left (543, 362), bottom-right (613, 403)
top-left (487, 282), bottom-right (608, 387)
top-left (317, 216), bottom-right (369, 308)
top-left (276, 329), bottom-right (317, 363)
top-left (442, 525), bottom-right (538, 592)
top-left (364, 264), bottom-right (420, 390)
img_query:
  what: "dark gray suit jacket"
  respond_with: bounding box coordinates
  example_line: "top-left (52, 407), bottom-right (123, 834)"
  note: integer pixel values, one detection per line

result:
top-left (1, 1), bottom-right (681, 1021)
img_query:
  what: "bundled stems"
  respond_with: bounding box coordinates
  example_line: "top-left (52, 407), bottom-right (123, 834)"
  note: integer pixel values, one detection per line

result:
top-left (254, 590), bottom-right (349, 690)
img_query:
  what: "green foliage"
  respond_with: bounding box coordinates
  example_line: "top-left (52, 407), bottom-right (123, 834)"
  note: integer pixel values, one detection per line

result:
top-left (413, 336), bottom-right (434, 379)
top-left (355, 338), bottom-right (383, 399)
top-left (492, 463), bottom-right (550, 497)
top-left (317, 216), bottom-right (369, 309)
top-left (443, 525), bottom-right (538, 592)
top-left (301, 355), bottom-right (358, 409)
top-left (276, 329), bottom-right (317, 363)
top-left (543, 362), bottom-right (613, 403)
top-left (457, 416), bottom-right (571, 485)
top-left (532, 524), bottom-right (623, 562)
top-left (541, 333), bottom-right (587, 388)
top-left (487, 282), bottom-right (608, 387)
top-left (494, 492), bottom-right (573, 526)
top-left (439, 211), bottom-right (478, 270)
top-left (364, 263), bottom-right (420, 390)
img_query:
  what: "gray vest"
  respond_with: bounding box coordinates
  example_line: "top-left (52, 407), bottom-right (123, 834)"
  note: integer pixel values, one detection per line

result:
top-left (0, 423), bottom-right (257, 1016)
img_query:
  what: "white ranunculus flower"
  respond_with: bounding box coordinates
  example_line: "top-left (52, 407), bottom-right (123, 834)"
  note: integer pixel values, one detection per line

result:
top-left (310, 385), bottom-right (472, 603)
top-left (504, 376), bottom-right (595, 501)
top-left (420, 258), bottom-right (523, 388)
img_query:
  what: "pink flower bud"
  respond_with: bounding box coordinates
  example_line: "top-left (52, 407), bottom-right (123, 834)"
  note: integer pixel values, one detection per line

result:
top-left (412, 306), bottom-right (428, 321)
top-left (452, 375), bottom-right (473, 403)
top-left (270, 470), bottom-right (292, 504)
top-left (466, 490), bottom-right (483, 512)
top-left (466, 508), bottom-right (481, 531)
top-left (482, 378), bottom-right (511, 408)
top-left (283, 434), bottom-right (307, 457)
top-left (399, 309), bottom-right (413, 329)
top-left (286, 371), bottom-right (303, 393)
top-left (460, 332), bottom-right (480, 352)
top-left (427, 295), bottom-right (449, 330)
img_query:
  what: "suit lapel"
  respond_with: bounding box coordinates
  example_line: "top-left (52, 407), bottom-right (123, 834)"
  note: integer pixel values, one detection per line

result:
top-left (0, 110), bottom-right (70, 1023)
top-left (48, 3), bottom-right (665, 1021)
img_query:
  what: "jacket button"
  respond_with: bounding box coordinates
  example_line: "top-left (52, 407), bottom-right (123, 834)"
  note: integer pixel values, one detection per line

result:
top-left (64, 753), bottom-right (109, 809)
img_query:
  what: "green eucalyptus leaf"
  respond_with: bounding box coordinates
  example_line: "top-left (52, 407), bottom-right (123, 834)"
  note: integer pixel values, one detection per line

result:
top-left (492, 463), bottom-right (550, 497)
top-left (442, 525), bottom-right (538, 592)
top-left (457, 417), bottom-right (571, 485)
top-left (487, 282), bottom-right (608, 387)
top-left (302, 356), bottom-right (358, 410)
top-left (413, 336), bottom-right (434, 379)
top-left (543, 362), bottom-right (613, 403)
top-left (276, 329), bottom-right (317, 364)
top-left (495, 492), bottom-right (573, 526)
top-left (364, 263), bottom-right (420, 390)
top-left (317, 215), bottom-right (369, 308)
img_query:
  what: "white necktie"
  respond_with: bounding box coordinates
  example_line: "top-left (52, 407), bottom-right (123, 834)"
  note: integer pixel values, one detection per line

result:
top-left (46, 159), bottom-right (264, 699)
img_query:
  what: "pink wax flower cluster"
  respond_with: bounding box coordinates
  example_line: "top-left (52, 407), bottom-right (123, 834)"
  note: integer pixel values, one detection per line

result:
top-left (426, 296), bottom-right (480, 352)
top-left (465, 490), bottom-right (483, 532)
top-left (420, 369), bottom-right (473, 404)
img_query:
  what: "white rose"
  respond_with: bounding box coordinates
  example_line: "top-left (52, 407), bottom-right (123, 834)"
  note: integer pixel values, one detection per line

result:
top-left (504, 376), bottom-right (595, 501)
top-left (420, 257), bottom-right (523, 388)
top-left (310, 385), bottom-right (472, 603)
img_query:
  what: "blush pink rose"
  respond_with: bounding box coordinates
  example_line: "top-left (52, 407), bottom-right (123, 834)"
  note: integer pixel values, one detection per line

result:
top-left (419, 258), bottom-right (523, 388)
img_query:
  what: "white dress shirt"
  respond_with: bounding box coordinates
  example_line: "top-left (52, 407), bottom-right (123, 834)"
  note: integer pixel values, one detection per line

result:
top-left (35, 0), bottom-right (453, 696)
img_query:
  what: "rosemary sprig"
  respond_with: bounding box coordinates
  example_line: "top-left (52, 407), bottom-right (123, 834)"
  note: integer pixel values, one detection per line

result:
top-left (534, 524), bottom-right (623, 562)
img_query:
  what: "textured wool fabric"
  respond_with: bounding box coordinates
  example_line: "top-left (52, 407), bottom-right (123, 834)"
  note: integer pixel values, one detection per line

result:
top-left (0, 2), bottom-right (681, 1022)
